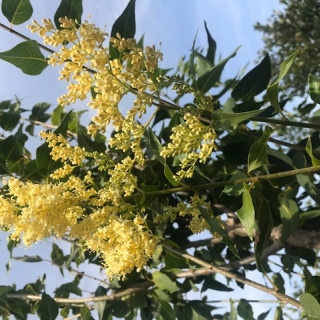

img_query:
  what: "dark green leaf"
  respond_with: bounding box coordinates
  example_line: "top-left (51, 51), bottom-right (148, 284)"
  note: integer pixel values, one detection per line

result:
top-left (267, 49), bottom-right (299, 114)
top-left (37, 293), bottom-right (58, 320)
top-left (80, 305), bottom-right (93, 320)
top-left (152, 271), bottom-right (179, 293)
top-left (248, 126), bottom-right (273, 172)
top-left (213, 108), bottom-right (267, 130)
top-left (202, 277), bottom-right (233, 292)
top-left (189, 300), bottom-right (215, 319)
top-left (273, 306), bottom-right (283, 320)
top-left (155, 299), bottom-right (175, 320)
top-left (78, 125), bottom-right (106, 153)
top-left (54, 0), bottom-right (83, 29)
top-left (279, 197), bottom-right (299, 241)
top-left (252, 191), bottom-right (273, 272)
top-left (272, 273), bottom-right (285, 294)
top-left (309, 73), bottom-right (320, 104)
top-left (0, 40), bottom-right (48, 75)
top-left (55, 282), bottom-right (82, 298)
top-left (29, 103), bottom-right (51, 123)
top-left (0, 108), bottom-right (20, 131)
top-left (305, 276), bottom-right (320, 304)
top-left (164, 253), bottom-right (188, 269)
top-left (1, 0), bottom-right (33, 25)
top-left (194, 46), bottom-right (240, 93)
top-left (237, 185), bottom-right (255, 240)
top-left (176, 304), bottom-right (193, 320)
top-left (13, 255), bottom-right (42, 262)
top-left (300, 293), bottom-right (320, 319)
top-left (188, 31), bottom-right (198, 80)
top-left (95, 286), bottom-right (107, 320)
top-left (257, 309), bottom-right (271, 320)
top-left (204, 21), bottom-right (216, 65)
top-left (199, 206), bottom-right (239, 258)
top-left (232, 54), bottom-right (271, 101)
top-left (109, 0), bottom-right (136, 60)
top-left (54, 110), bottom-right (72, 136)
top-left (237, 299), bottom-right (254, 320)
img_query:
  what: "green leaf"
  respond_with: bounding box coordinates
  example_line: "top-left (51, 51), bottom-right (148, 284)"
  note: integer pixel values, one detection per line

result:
top-left (155, 299), bottom-right (175, 320)
top-left (229, 299), bottom-right (237, 320)
top-left (37, 293), bottom-right (58, 320)
top-left (1, 0), bottom-right (33, 25)
top-left (189, 300), bottom-right (215, 319)
top-left (55, 282), bottom-right (82, 298)
top-left (204, 21), bottom-right (216, 65)
top-left (232, 54), bottom-right (271, 101)
top-left (146, 128), bottom-right (179, 186)
top-left (29, 102), bottom-right (51, 123)
top-left (54, 0), bottom-right (83, 29)
top-left (13, 255), bottom-right (43, 262)
top-left (305, 276), bottom-right (320, 304)
top-left (248, 126), bottom-right (273, 172)
top-left (194, 46), bottom-right (240, 93)
top-left (202, 277), bottom-right (233, 292)
top-left (0, 107), bottom-right (20, 131)
top-left (273, 307), bottom-right (284, 320)
top-left (267, 49), bottom-right (299, 114)
top-left (109, 0), bottom-right (136, 60)
top-left (279, 197), bottom-right (300, 241)
top-left (51, 105), bottom-right (64, 125)
top-left (300, 293), bottom-right (320, 319)
top-left (194, 51), bottom-right (212, 77)
top-left (152, 271), bottom-right (179, 293)
top-left (237, 299), bottom-right (254, 320)
top-left (188, 31), bottom-right (198, 80)
top-left (94, 286), bottom-right (108, 320)
top-left (199, 206), bottom-right (239, 258)
top-left (309, 73), bottom-right (320, 104)
top-left (272, 273), bottom-right (285, 294)
top-left (257, 309), bottom-right (271, 320)
top-left (78, 125), bottom-right (106, 153)
top-left (0, 40), bottom-right (48, 75)
top-left (237, 185), bottom-right (255, 240)
top-left (306, 137), bottom-right (320, 167)
top-left (254, 198), bottom-right (273, 272)
top-left (213, 107), bottom-right (267, 130)
top-left (80, 306), bottom-right (92, 320)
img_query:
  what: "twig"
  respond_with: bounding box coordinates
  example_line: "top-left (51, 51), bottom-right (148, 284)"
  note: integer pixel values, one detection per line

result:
top-left (162, 244), bottom-right (302, 310)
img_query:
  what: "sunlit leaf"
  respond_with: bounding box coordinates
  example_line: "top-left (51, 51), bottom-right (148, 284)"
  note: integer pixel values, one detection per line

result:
top-left (300, 293), bottom-right (320, 319)
top-left (237, 185), bottom-right (255, 240)
top-left (2, 0), bottom-right (33, 25)
top-left (248, 126), bottom-right (273, 172)
top-left (152, 271), bottom-right (179, 293)
top-left (0, 40), bottom-right (48, 75)
top-left (267, 49), bottom-right (299, 114)
top-left (279, 197), bottom-right (300, 241)
top-left (309, 73), bottom-right (320, 104)
top-left (306, 136), bottom-right (320, 167)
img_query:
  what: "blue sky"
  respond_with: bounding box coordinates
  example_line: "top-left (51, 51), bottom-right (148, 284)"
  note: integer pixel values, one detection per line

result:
top-left (0, 1), bottom-right (291, 319)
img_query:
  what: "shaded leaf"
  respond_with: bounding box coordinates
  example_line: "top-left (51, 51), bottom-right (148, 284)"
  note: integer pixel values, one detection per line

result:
top-left (199, 206), bottom-right (239, 258)
top-left (13, 255), bottom-right (42, 262)
top-left (204, 21), bottom-right (216, 65)
top-left (194, 46), bottom-right (240, 93)
top-left (232, 54), bottom-right (271, 101)
top-left (155, 299), bottom-right (175, 320)
top-left (257, 309), bottom-right (271, 320)
top-left (2, 0), bottom-right (33, 25)
top-left (309, 73), bottom-right (320, 104)
top-left (0, 40), bottom-right (48, 75)
top-left (237, 299), bottom-right (254, 320)
top-left (237, 185), bottom-right (255, 240)
top-left (109, 0), bottom-right (136, 60)
top-left (248, 126), bottom-right (273, 172)
top-left (267, 49), bottom-right (299, 114)
top-left (272, 273), bottom-right (285, 294)
top-left (54, 0), bottom-right (83, 29)
top-left (37, 293), bottom-right (58, 320)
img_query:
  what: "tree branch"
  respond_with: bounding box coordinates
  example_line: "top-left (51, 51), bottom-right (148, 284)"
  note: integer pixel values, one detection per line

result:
top-left (162, 244), bottom-right (302, 310)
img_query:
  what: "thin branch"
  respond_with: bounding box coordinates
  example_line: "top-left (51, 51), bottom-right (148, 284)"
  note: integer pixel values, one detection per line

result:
top-left (127, 165), bottom-right (320, 199)
top-left (162, 244), bottom-right (302, 310)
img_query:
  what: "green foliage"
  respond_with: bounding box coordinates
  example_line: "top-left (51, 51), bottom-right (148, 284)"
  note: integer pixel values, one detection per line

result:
top-left (1, 1), bottom-right (320, 319)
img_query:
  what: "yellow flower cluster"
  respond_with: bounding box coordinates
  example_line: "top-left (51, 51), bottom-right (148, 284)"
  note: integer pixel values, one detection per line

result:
top-left (28, 18), bottom-right (163, 165)
top-left (158, 195), bottom-right (213, 234)
top-left (160, 113), bottom-right (217, 179)
top-left (0, 175), bottom-right (159, 278)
